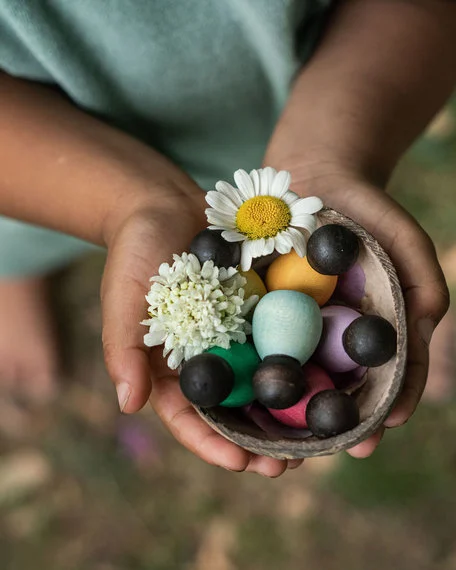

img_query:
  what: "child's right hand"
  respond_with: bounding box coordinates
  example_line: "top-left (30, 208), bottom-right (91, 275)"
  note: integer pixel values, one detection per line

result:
top-left (285, 171), bottom-right (450, 458)
top-left (100, 192), bottom-right (303, 477)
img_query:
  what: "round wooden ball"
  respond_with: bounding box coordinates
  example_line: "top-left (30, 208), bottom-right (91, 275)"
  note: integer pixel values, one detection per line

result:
top-left (306, 390), bottom-right (360, 438)
top-left (180, 353), bottom-right (234, 407)
top-left (307, 224), bottom-right (359, 275)
top-left (252, 355), bottom-right (307, 409)
top-left (192, 208), bottom-right (407, 459)
top-left (190, 229), bottom-right (241, 269)
top-left (343, 314), bottom-right (397, 367)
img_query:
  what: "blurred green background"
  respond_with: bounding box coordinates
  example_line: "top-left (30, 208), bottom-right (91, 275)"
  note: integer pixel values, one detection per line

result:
top-left (1, 105), bottom-right (456, 570)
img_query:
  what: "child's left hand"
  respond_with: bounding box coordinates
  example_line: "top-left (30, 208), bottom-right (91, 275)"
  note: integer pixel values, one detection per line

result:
top-left (101, 193), bottom-right (304, 477)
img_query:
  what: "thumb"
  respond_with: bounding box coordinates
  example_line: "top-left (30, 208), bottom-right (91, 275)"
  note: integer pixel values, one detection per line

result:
top-left (101, 241), bottom-right (154, 413)
top-left (101, 215), bottom-right (173, 413)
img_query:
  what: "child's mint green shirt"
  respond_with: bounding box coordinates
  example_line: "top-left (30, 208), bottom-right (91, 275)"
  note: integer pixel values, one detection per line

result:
top-left (0, 0), bottom-right (332, 275)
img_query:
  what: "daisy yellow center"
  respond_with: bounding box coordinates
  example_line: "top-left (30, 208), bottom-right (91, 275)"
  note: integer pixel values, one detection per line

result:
top-left (235, 196), bottom-right (291, 239)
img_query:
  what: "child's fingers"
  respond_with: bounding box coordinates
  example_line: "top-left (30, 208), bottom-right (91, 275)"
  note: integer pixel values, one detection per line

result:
top-left (385, 281), bottom-right (448, 427)
top-left (101, 244), bottom-right (155, 413)
top-left (287, 459), bottom-right (304, 469)
top-left (346, 426), bottom-right (385, 458)
top-left (149, 373), bottom-right (252, 471)
top-left (244, 455), bottom-right (290, 477)
top-left (148, 350), bottom-right (294, 475)
top-left (381, 225), bottom-right (448, 426)
top-left (328, 185), bottom-right (448, 434)
top-left (102, 331), bottom-right (151, 414)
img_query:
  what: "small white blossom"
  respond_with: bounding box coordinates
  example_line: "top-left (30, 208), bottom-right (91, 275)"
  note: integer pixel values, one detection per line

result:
top-left (141, 252), bottom-right (258, 369)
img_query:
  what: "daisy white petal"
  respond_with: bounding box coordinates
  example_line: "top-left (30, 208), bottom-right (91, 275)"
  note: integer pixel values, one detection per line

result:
top-left (259, 167), bottom-right (276, 195)
top-left (271, 170), bottom-right (291, 199)
top-left (287, 227), bottom-right (307, 257)
top-left (233, 169), bottom-right (255, 200)
top-left (208, 224), bottom-right (229, 231)
top-left (249, 239), bottom-right (260, 259)
top-left (221, 229), bottom-right (246, 242)
top-left (215, 181), bottom-right (244, 207)
top-left (253, 238), bottom-right (266, 258)
top-left (293, 196), bottom-right (324, 215)
top-left (275, 232), bottom-right (293, 254)
top-left (275, 239), bottom-right (292, 254)
top-left (248, 239), bottom-right (259, 259)
top-left (205, 208), bottom-right (234, 223)
top-left (240, 241), bottom-right (255, 271)
top-left (206, 209), bottom-right (237, 228)
top-left (249, 169), bottom-right (261, 195)
top-left (282, 190), bottom-right (300, 207)
top-left (263, 237), bottom-right (275, 256)
top-left (290, 212), bottom-right (318, 234)
top-left (205, 191), bottom-right (238, 215)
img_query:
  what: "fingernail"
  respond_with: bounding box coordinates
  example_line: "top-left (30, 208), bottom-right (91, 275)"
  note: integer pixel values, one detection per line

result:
top-left (417, 318), bottom-right (435, 346)
top-left (221, 466), bottom-right (245, 473)
top-left (116, 383), bottom-right (131, 412)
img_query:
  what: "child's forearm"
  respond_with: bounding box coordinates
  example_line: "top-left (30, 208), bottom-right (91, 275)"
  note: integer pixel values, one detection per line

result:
top-left (265, 0), bottom-right (456, 185)
top-left (0, 73), bottom-right (203, 246)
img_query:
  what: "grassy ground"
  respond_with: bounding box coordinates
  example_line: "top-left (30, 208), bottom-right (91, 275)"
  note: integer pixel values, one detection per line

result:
top-left (1, 107), bottom-right (456, 570)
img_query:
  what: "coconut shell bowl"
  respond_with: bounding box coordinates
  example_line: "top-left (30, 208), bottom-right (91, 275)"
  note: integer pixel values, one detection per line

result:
top-left (192, 208), bottom-right (407, 459)
top-left (142, 168), bottom-right (407, 460)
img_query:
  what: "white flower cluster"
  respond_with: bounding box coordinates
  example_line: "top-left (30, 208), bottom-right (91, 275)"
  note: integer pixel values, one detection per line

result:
top-left (141, 253), bottom-right (258, 369)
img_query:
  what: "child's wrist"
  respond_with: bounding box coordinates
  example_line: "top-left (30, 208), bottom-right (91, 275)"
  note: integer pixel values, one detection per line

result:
top-left (263, 142), bottom-right (392, 192)
top-left (263, 149), bottom-right (388, 201)
top-left (101, 189), bottom-right (206, 249)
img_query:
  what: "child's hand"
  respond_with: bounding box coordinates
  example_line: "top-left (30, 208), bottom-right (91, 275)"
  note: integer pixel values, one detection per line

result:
top-left (101, 193), bottom-right (303, 477)
top-left (288, 172), bottom-right (449, 458)
top-left (260, 0), bottom-right (455, 460)
top-left (0, 75), bottom-right (301, 476)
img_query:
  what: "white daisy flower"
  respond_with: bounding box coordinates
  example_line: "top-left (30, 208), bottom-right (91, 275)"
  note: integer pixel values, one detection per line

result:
top-left (141, 253), bottom-right (258, 370)
top-left (205, 167), bottom-right (323, 271)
